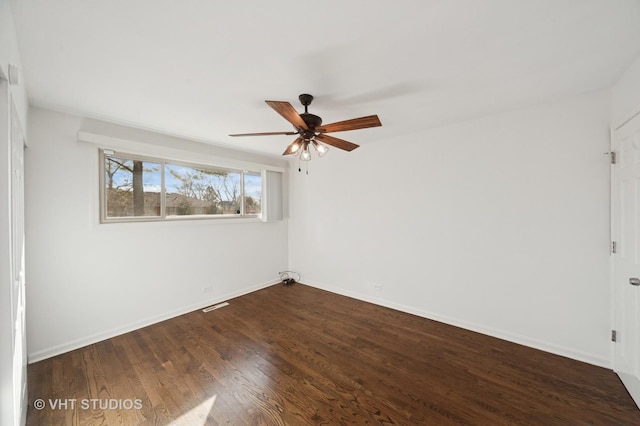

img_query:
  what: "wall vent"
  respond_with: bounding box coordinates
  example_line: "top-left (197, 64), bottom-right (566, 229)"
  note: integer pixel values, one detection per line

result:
top-left (202, 302), bottom-right (229, 313)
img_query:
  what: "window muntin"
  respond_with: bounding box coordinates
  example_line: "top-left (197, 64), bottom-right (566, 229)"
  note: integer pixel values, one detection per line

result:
top-left (101, 151), bottom-right (262, 222)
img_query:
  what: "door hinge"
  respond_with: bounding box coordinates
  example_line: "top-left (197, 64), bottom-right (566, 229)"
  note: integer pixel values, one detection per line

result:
top-left (610, 151), bottom-right (617, 164)
top-left (612, 330), bottom-right (617, 342)
top-left (612, 241), bottom-right (617, 254)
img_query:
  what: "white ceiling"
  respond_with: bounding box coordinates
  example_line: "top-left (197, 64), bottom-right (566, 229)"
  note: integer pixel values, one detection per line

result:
top-left (9, 0), bottom-right (640, 157)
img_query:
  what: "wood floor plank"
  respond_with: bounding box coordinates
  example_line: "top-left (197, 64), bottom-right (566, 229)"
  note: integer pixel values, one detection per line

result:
top-left (27, 284), bottom-right (640, 425)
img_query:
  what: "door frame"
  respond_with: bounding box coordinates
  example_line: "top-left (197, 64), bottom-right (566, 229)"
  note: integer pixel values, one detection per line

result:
top-left (611, 109), bottom-right (640, 407)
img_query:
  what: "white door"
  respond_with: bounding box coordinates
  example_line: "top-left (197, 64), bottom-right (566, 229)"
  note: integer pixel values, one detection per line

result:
top-left (0, 78), bottom-right (26, 425)
top-left (612, 112), bottom-right (640, 406)
top-left (10, 97), bottom-right (27, 424)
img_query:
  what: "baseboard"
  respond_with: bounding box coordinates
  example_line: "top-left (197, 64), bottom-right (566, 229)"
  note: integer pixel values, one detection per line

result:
top-left (30, 278), bottom-right (611, 369)
top-left (302, 280), bottom-right (611, 369)
top-left (617, 371), bottom-right (640, 408)
top-left (28, 279), bottom-right (280, 363)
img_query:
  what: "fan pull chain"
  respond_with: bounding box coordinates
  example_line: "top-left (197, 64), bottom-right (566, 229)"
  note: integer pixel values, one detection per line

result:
top-left (296, 158), bottom-right (309, 174)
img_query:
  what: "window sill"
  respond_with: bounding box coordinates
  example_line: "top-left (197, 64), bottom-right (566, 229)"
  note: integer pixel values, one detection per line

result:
top-left (100, 215), bottom-right (265, 225)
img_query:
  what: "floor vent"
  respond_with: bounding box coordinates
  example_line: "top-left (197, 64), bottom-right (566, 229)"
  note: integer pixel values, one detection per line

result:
top-left (202, 302), bottom-right (229, 313)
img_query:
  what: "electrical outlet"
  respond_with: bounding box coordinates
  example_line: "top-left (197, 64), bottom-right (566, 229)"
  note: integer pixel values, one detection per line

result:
top-left (373, 283), bottom-right (382, 292)
top-left (202, 285), bottom-right (213, 293)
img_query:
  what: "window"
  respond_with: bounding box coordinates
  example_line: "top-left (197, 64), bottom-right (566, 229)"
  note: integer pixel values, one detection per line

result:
top-left (244, 171), bottom-right (262, 215)
top-left (104, 156), bottom-right (162, 218)
top-left (101, 150), bottom-right (262, 222)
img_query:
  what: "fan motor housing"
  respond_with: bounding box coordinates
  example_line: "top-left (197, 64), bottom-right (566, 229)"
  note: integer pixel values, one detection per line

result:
top-left (301, 113), bottom-right (322, 129)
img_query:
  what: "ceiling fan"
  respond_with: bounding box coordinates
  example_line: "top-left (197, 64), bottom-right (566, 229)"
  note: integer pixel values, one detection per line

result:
top-left (229, 94), bottom-right (381, 161)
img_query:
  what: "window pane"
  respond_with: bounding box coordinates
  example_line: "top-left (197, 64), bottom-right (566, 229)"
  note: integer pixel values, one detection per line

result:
top-left (104, 156), bottom-right (161, 218)
top-left (244, 171), bottom-right (262, 215)
top-left (165, 164), bottom-right (241, 216)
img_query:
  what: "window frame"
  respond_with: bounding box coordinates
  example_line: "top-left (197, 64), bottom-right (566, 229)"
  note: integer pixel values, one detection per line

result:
top-left (99, 149), bottom-right (263, 223)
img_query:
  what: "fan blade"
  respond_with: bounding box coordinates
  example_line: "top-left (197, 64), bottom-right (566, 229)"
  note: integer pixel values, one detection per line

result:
top-left (229, 131), bottom-right (298, 137)
top-left (265, 101), bottom-right (308, 130)
top-left (316, 115), bottom-right (381, 133)
top-left (315, 134), bottom-right (360, 152)
top-left (282, 137), bottom-right (304, 156)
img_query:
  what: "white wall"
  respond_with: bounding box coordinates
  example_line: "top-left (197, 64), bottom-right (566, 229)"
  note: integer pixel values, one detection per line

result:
top-left (25, 107), bottom-right (289, 361)
top-left (289, 90), bottom-right (612, 367)
top-left (612, 55), bottom-right (640, 127)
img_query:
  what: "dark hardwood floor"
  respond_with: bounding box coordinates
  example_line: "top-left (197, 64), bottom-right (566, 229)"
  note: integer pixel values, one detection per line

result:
top-left (27, 284), bottom-right (639, 425)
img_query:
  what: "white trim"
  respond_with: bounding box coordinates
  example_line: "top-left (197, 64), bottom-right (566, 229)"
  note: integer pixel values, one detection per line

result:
top-left (78, 130), bottom-right (286, 173)
top-left (609, 124), bottom-right (616, 368)
top-left (617, 372), bottom-right (640, 409)
top-left (302, 279), bottom-right (611, 369)
top-left (28, 277), bottom-right (612, 368)
top-left (27, 279), bottom-right (281, 363)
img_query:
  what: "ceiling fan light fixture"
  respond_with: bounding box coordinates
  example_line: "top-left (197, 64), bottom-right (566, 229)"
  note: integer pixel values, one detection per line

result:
top-left (300, 141), bottom-right (311, 161)
top-left (290, 139), bottom-right (302, 153)
top-left (312, 140), bottom-right (329, 157)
